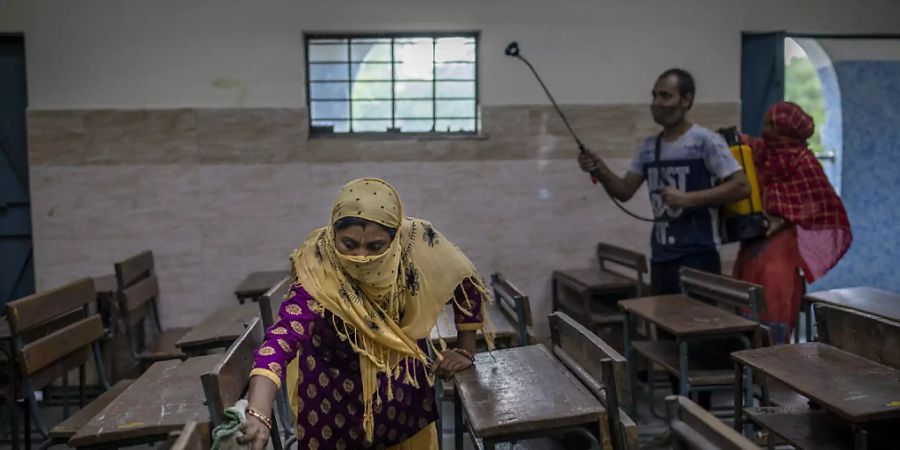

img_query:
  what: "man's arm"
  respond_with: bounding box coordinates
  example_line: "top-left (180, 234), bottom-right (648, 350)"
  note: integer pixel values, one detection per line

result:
top-left (661, 170), bottom-right (750, 209)
top-left (578, 151), bottom-right (644, 201)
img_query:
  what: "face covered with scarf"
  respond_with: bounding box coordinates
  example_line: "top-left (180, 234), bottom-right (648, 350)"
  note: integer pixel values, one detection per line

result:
top-left (747, 101), bottom-right (852, 282)
top-left (761, 101), bottom-right (816, 151)
top-left (291, 178), bottom-right (493, 442)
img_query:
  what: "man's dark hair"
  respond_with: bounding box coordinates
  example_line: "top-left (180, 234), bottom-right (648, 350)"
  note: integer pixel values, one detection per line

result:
top-left (658, 68), bottom-right (696, 109)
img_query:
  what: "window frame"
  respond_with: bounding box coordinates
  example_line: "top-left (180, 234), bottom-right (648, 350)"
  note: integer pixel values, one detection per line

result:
top-left (304, 32), bottom-right (481, 137)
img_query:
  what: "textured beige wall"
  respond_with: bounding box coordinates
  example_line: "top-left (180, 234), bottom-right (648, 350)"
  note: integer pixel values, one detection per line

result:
top-left (28, 104), bottom-right (740, 333)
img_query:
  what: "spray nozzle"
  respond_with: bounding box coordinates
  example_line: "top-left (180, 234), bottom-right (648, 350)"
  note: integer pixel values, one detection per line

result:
top-left (504, 42), bottom-right (519, 57)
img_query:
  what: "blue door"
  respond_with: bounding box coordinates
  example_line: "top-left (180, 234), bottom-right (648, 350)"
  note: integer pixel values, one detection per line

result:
top-left (741, 31), bottom-right (785, 136)
top-left (0, 35), bottom-right (34, 306)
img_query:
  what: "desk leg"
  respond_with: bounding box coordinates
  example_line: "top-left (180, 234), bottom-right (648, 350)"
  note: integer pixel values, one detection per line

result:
top-left (733, 362), bottom-right (744, 433)
top-left (6, 347), bottom-right (19, 450)
top-left (551, 278), bottom-right (559, 312)
top-left (623, 312), bottom-right (637, 415)
top-left (853, 428), bottom-right (868, 450)
top-left (677, 340), bottom-right (689, 401)
top-left (805, 301), bottom-right (813, 343)
top-left (435, 378), bottom-right (443, 450)
top-left (737, 334), bottom-right (754, 412)
top-left (453, 387), bottom-right (463, 450)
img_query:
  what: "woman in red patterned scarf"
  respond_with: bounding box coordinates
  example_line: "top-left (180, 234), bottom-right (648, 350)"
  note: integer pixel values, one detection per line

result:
top-left (733, 101), bottom-right (852, 343)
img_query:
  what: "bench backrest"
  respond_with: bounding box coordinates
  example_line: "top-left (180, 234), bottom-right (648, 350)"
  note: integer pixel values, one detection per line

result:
top-left (549, 311), bottom-right (638, 450)
top-left (491, 272), bottom-right (533, 346)
top-left (815, 303), bottom-right (900, 369)
top-left (597, 242), bottom-right (648, 297)
top-left (5, 277), bottom-right (105, 391)
top-left (680, 267), bottom-right (765, 320)
top-left (257, 275), bottom-right (292, 328)
top-left (201, 318), bottom-right (264, 427)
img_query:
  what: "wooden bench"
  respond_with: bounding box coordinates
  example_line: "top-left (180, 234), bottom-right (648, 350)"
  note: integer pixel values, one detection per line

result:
top-left (113, 251), bottom-right (189, 372)
top-left (234, 270), bottom-right (290, 304)
top-left (4, 278), bottom-right (133, 450)
top-left (201, 317), bottom-right (285, 450)
top-left (620, 268), bottom-right (761, 417)
top-left (550, 312), bottom-right (639, 450)
top-left (175, 302), bottom-right (260, 356)
top-left (733, 343), bottom-right (900, 450)
top-left (814, 303), bottom-right (900, 369)
top-left (159, 422), bottom-right (210, 450)
top-left (802, 286), bottom-right (900, 342)
top-left (665, 395), bottom-right (756, 450)
top-left (491, 272), bottom-right (534, 346)
top-left (552, 243), bottom-right (648, 351)
top-left (453, 344), bottom-right (610, 450)
top-left (69, 354), bottom-right (222, 449)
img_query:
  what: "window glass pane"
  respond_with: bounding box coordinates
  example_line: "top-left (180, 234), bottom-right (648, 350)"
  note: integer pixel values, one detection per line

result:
top-left (310, 82), bottom-right (349, 100)
top-left (396, 100), bottom-right (433, 119)
top-left (352, 100), bottom-right (391, 119)
top-left (435, 62), bottom-right (474, 80)
top-left (351, 81), bottom-right (391, 100)
top-left (435, 37), bottom-right (475, 63)
top-left (352, 120), bottom-right (392, 132)
top-left (436, 81), bottom-right (474, 99)
top-left (435, 119), bottom-right (476, 132)
top-left (396, 119), bottom-right (433, 132)
top-left (351, 62), bottom-right (391, 81)
top-left (394, 38), bottom-right (433, 81)
top-left (436, 99), bottom-right (476, 118)
top-left (309, 63), bottom-right (348, 81)
top-left (395, 81), bottom-right (432, 99)
top-left (310, 101), bottom-right (350, 120)
top-left (351, 40), bottom-right (391, 62)
top-left (308, 41), bottom-right (348, 62)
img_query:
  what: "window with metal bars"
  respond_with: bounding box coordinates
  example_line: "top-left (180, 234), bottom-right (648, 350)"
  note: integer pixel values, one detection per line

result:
top-left (305, 33), bottom-right (478, 135)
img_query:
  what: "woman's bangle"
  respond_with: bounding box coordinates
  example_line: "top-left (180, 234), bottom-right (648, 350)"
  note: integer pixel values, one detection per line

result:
top-left (452, 347), bottom-right (475, 362)
top-left (246, 407), bottom-right (272, 430)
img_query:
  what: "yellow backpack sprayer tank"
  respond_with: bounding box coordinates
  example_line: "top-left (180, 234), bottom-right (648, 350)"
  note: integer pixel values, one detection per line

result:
top-left (717, 127), bottom-right (766, 243)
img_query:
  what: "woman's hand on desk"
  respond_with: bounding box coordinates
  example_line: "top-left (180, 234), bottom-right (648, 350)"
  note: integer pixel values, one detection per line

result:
top-left (431, 349), bottom-right (474, 380)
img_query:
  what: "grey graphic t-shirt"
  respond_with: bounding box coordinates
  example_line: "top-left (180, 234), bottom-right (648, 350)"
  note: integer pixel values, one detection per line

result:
top-left (628, 124), bottom-right (742, 262)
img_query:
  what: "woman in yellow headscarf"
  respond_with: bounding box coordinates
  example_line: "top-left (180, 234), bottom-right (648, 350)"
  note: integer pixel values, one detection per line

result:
top-left (238, 178), bottom-right (492, 450)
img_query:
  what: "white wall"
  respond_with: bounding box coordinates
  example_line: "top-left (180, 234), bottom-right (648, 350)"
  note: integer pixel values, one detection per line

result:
top-left (819, 39), bottom-right (900, 61)
top-left (3, 0), bottom-right (900, 109)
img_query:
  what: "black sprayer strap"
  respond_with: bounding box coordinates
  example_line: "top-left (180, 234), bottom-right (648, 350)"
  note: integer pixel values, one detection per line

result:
top-left (654, 132), bottom-right (663, 163)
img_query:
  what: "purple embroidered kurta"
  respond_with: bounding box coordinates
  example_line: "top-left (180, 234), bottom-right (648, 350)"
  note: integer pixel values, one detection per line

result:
top-left (251, 282), bottom-right (484, 450)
